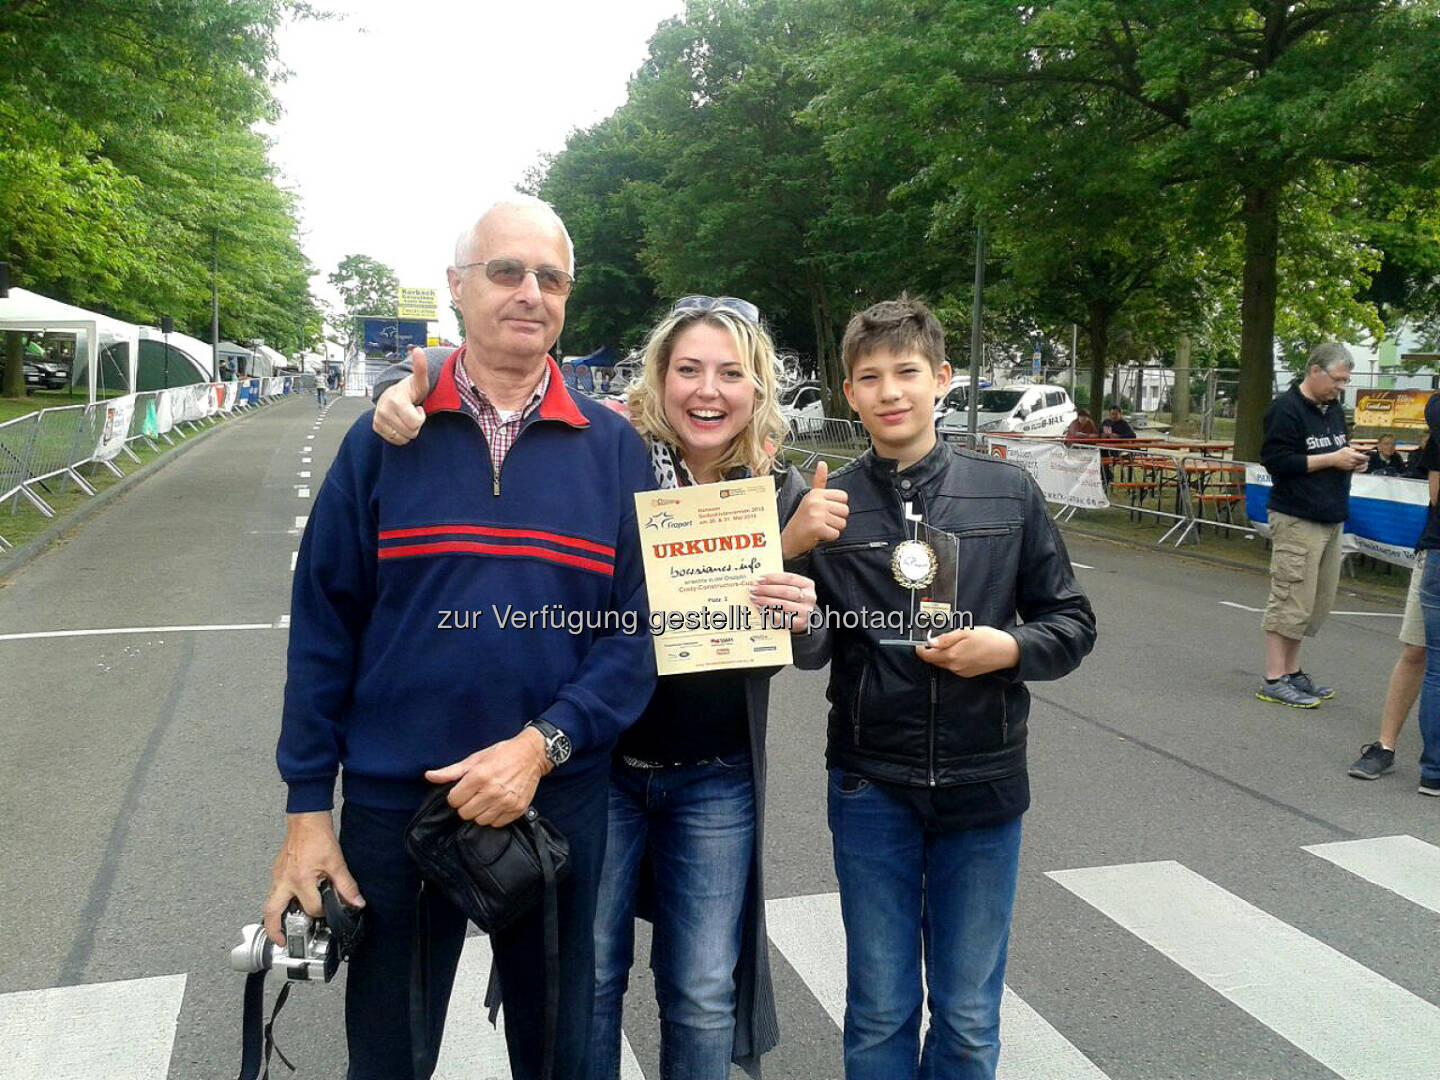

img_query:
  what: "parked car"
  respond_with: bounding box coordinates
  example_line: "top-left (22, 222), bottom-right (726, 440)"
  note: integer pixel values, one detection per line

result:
top-left (937, 383), bottom-right (1076, 437)
top-left (781, 383), bottom-right (826, 436)
top-left (30, 361), bottom-right (68, 389)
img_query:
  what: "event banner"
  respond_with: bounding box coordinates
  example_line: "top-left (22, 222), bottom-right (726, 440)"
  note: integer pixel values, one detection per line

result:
top-left (154, 390), bottom-right (175, 435)
top-left (94, 395), bottom-right (136, 461)
top-left (1354, 388), bottom-right (1436, 430)
top-left (1245, 465), bottom-right (1428, 568)
top-left (986, 438), bottom-right (1110, 509)
top-left (636, 475), bottom-right (792, 676)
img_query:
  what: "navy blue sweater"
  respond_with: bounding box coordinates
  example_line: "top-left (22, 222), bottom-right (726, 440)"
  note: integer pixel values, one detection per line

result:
top-left (278, 352), bottom-right (656, 812)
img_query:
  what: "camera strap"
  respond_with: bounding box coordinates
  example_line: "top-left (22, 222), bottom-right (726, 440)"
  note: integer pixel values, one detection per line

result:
top-left (237, 971), bottom-right (295, 1080)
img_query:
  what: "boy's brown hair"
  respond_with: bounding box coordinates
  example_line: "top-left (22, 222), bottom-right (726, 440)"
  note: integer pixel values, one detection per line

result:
top-left (841, 294), bottom-right (946, 376)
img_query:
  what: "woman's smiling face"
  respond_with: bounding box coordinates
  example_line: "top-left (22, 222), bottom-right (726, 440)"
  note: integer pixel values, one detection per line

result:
top-left (662, 320), bottom-right (756, 475)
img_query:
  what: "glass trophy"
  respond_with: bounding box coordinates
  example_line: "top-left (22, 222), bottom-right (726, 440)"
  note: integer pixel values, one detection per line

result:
top-left (880, 501), bottom-right (960, 647)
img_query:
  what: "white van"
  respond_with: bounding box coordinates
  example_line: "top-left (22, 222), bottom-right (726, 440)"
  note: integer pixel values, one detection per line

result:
top-left (938, 383), bottom-right (1076, 436)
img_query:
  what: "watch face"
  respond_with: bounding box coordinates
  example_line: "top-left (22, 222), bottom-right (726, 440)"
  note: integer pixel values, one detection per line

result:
top-left (549, 733), bottom-right (573, 764)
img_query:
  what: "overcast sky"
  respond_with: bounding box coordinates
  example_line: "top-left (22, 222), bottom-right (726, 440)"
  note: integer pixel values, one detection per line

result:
top-left (266, 0), bottom-right (685, 345)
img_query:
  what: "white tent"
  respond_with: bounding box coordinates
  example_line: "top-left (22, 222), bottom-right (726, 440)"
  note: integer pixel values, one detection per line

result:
top-left (137, 326), bottom-right (215, 383)
top-left (0, 287), bottom-right (140, 404)
top-left (254, 344), bottom-right (286, 376)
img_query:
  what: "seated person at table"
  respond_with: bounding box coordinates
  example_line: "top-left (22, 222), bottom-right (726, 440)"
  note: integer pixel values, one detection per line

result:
top-left (1101, 404), bottom-right (1137, 440)
top-left (1367, 433), bottom-right (1406, 476)
top-left (1065, 408), bottom-right (1099, 445)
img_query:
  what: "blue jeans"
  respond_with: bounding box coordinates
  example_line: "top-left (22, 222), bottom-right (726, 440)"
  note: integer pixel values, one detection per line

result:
top-left (828, 769), bottom-right (1023, 1080)
top-left (1419, 553), bottom-right (1440, 786)
top-left (590, 753), bottom-right (756, 1080)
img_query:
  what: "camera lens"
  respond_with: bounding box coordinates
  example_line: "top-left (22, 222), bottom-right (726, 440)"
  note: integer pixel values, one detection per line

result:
top-left (230, 924), bottom-right (274, 974)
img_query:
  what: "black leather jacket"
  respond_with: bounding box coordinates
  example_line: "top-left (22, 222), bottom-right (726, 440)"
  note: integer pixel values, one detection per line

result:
top-left (797, 441), bottom-right (1096, 788)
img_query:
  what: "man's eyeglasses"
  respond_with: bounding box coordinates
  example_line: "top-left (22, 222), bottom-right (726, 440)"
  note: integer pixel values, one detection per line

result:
top-left (672, 295), bottom-right (760, 324)
top-left (455, 258), bottom-right (575, 297)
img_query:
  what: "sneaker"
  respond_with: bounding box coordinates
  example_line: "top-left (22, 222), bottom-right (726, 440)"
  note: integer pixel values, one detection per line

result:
top-left (1256, 677), bottom-right (1320, 708)
top-left (1288, 671), bottom-right (1335, 700)
top-left (1348, 743), bottom-right (1395, 780)
top-left (1420, 778), bottom-right (1440, 797)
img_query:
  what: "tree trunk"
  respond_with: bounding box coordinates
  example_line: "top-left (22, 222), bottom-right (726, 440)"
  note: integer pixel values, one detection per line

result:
top-left (2, 331), bottom-right (24, 397)
top-left (807, 271), bottom-right (845, 417)
top-left (1173, 333), bottom-right (1191, 422)
top-left (1086, 306), bottom-right (1109, 415)
top-left (1235, 185), bottom-right (1281, 462)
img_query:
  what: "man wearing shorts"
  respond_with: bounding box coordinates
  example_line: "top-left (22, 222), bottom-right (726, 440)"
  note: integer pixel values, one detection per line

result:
top-left (1257, 343), bottom-right (1370, 708)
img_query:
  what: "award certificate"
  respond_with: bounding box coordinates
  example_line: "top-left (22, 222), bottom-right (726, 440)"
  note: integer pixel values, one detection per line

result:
top-left (636, 475), bottom-right (793, 676)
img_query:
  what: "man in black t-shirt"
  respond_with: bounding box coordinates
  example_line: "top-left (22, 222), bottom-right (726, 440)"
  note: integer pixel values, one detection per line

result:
top-left (1413, 394), bottom-right (1440, 795)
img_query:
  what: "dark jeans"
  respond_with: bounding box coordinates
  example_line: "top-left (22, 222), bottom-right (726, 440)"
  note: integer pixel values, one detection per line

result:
top-left (828, 769), bottom-right (1022, 1080)
top-left (338, 766), bottom-right (610, 1079)
top-left (590, 752), bottom-right (756, 1080)
top-left (1419, 553), bottom-right (1440, 786)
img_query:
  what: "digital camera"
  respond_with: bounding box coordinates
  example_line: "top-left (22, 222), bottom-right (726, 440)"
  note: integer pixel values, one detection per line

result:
top-left (230, 880), bottom-right (364, 983)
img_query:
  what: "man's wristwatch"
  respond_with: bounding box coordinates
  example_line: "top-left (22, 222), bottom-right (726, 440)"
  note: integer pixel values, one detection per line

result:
top-left (527, 719), bottom-right (572, 768)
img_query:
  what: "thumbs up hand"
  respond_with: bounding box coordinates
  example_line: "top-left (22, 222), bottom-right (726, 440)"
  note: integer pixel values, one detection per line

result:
top-left (373, 347), bottom-right (433, 445)
top-left (780, 459), bottom-right (850, 559)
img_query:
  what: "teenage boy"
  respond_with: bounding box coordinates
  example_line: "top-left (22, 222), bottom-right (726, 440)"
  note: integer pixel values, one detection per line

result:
top-left (795, 297), bottom-right (1096, 1080)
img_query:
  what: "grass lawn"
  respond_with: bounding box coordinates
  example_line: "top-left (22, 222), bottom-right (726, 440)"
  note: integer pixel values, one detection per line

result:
top-left (0, 388), bottom-right (128, 426)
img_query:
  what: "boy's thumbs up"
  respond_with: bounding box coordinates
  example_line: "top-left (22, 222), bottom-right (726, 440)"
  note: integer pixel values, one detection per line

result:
top-left (780, 458), bottom-right (850, 559)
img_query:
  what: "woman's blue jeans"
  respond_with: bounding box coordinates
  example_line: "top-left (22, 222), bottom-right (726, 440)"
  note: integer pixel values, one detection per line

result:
top-left (828, 768), bottom-right (1022, 1080)
top-left (1418, 552), bottom-right (1440, 787)
top-left (589, 753), bottom-right (756, 1080)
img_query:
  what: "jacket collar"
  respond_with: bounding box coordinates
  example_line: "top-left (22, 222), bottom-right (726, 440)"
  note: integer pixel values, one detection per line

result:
top-left (862, 437), bottom-right (950, 491)
top-left (423, 348), bottom-right (589, 428)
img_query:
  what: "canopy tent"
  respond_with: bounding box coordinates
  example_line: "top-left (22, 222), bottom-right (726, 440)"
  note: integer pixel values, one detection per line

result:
top-left (135, 326), bottom-right (214, 390)
top-left (216, 340), bottom-right (253, 379)
top-left (254, 344), bottom-right (286, 375)
top-left (0, 287), bottom-right (139, 403)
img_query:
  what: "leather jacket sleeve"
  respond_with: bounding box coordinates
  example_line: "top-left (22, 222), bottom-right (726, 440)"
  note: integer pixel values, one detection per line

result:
top-left (1008, 471), bottom-right (1097, 682)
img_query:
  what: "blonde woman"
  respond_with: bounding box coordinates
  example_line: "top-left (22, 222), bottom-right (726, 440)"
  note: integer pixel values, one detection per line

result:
top-left (372, 295), bottom-right (848, 1078)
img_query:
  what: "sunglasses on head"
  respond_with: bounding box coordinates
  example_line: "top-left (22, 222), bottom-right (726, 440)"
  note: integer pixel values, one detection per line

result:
top-left (671, 295), bottom-right (760, 324)
top-left (456, 257), bottom-right (575, 296)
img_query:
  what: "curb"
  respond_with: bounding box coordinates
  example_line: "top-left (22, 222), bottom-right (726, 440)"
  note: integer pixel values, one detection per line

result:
top-left (0, 400), bottom-right (295, 584)
top-left (1057, 523), bottom-right (1408, 608)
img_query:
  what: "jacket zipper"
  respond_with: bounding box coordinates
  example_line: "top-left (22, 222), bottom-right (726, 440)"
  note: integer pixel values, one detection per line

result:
top-left (928, 672), bottom-right (938, 787)
top-left (1000, 684), bottom-right (1008, 743)
top-left (853, 664), bottom-right (869, 745)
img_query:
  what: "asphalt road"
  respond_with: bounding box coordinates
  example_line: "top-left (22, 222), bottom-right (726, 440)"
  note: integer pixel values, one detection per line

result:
top-left (2, 393), bottom-right (1437, 1080)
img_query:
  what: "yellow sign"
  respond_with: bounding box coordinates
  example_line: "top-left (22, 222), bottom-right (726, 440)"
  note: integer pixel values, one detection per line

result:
top-left (635, 476), bottom-right (791, 675)
top-left (397, 287), bottom-right (438, 320)
top-left (1354, 389), bottom-right (1436, 430)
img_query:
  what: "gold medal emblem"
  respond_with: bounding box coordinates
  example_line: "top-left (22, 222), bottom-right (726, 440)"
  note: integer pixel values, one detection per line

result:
top-left (891, 539), bottom-right (938, 589)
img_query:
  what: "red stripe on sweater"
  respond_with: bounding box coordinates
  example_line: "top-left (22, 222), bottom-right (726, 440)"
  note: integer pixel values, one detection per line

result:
top-left (377, 540), bottom-right (614, 576)
top-left (379, 523), bottom-right (614, 558)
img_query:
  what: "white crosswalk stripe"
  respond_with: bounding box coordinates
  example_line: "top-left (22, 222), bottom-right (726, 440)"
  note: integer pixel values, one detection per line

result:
top-left (1047, 859), bottom-right (1440, 1080)
top-left (17, 842), bottom-right (1440, 1077)
top-left (436, 934), bottom-right (644, 1079)
top-left (765, 892), bottom-right (1112, 1079)
top-left (0, 973), bottom-right (186, 1079)
top-left (1304, 834), bottom-right (1440, 916)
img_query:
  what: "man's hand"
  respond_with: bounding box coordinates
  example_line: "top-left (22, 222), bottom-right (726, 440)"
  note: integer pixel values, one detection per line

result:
top-left (1327, 447), bottom-right (1369, 472)
top-left (751, 571), bottom-right (818, 633)
top-left (916, 626), bottom-right (1020, 678)
top-left (263, 811), bottom-right (364, 947)
top-left (424, 729), bottom-right (551, 827)
top-left (373, 347), bottom-right (430, 445)
top-left (780, 460), bottom-right (850, 559)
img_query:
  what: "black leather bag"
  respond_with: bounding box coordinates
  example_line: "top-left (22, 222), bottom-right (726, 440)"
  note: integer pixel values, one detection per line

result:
top-left (404, 783), bottom-right (570, 933)
top-left (403, 783), bottom-right (569, 1080)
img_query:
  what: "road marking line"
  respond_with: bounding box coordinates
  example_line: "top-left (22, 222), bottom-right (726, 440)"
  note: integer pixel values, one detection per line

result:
top-left (0, 623), bottom-right (275, 642)
top-left (299, 471), bottom-right (311, 478)
top-left (1070, 562), bottom-right (1094, 569)
top-left (1220, 600), bottom-right (1398, 618)
top-left (302, 457), bottom-right (312, 463)
top-left (436, 935), bottom-right (644, 1079)
top-left (290, 551), bottom-right (298, 572)
top-left (0, 973), bottom-right (186, 1079)
top-left (276, 614), bottom-right (290, 628)
top-left (1304, 835), bottom-right (1440, 915)
top-left (765, 892), bottom-right (1110, 1079)
top-left (295, 515), bottom-right (308, 528)
top-left (297, 487), bottom-right (310, 498)
top-left (1047, 860), bottom-right (1440, 1080)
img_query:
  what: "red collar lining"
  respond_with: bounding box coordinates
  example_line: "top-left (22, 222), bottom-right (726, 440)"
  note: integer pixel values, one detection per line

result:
top-left (423, 349), bottom-right (588, 428)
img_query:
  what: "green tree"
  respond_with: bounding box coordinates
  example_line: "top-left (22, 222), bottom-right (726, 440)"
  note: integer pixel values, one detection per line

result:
top-left (329, 255), bottom-right (399, 352)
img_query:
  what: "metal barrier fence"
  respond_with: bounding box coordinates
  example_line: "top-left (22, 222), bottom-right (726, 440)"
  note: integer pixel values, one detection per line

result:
top-left (0, 383), bottom-right (291, 550)
top-left (785, 416), bottom-right (870, 468)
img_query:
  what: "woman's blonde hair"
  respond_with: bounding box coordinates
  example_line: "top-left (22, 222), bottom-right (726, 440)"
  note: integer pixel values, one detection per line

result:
top-left (627, 307), bottom-right (788, 477)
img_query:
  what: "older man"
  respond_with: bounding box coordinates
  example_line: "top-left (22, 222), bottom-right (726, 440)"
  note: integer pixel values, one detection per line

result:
top-left (266, 194), bottom-right (655, 1078)
top-left (1256, 342), bottom-right (1369, 708)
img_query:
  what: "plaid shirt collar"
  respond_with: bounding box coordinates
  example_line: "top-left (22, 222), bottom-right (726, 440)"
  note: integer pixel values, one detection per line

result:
top-left (453, 357), bottom-right (550, 475)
